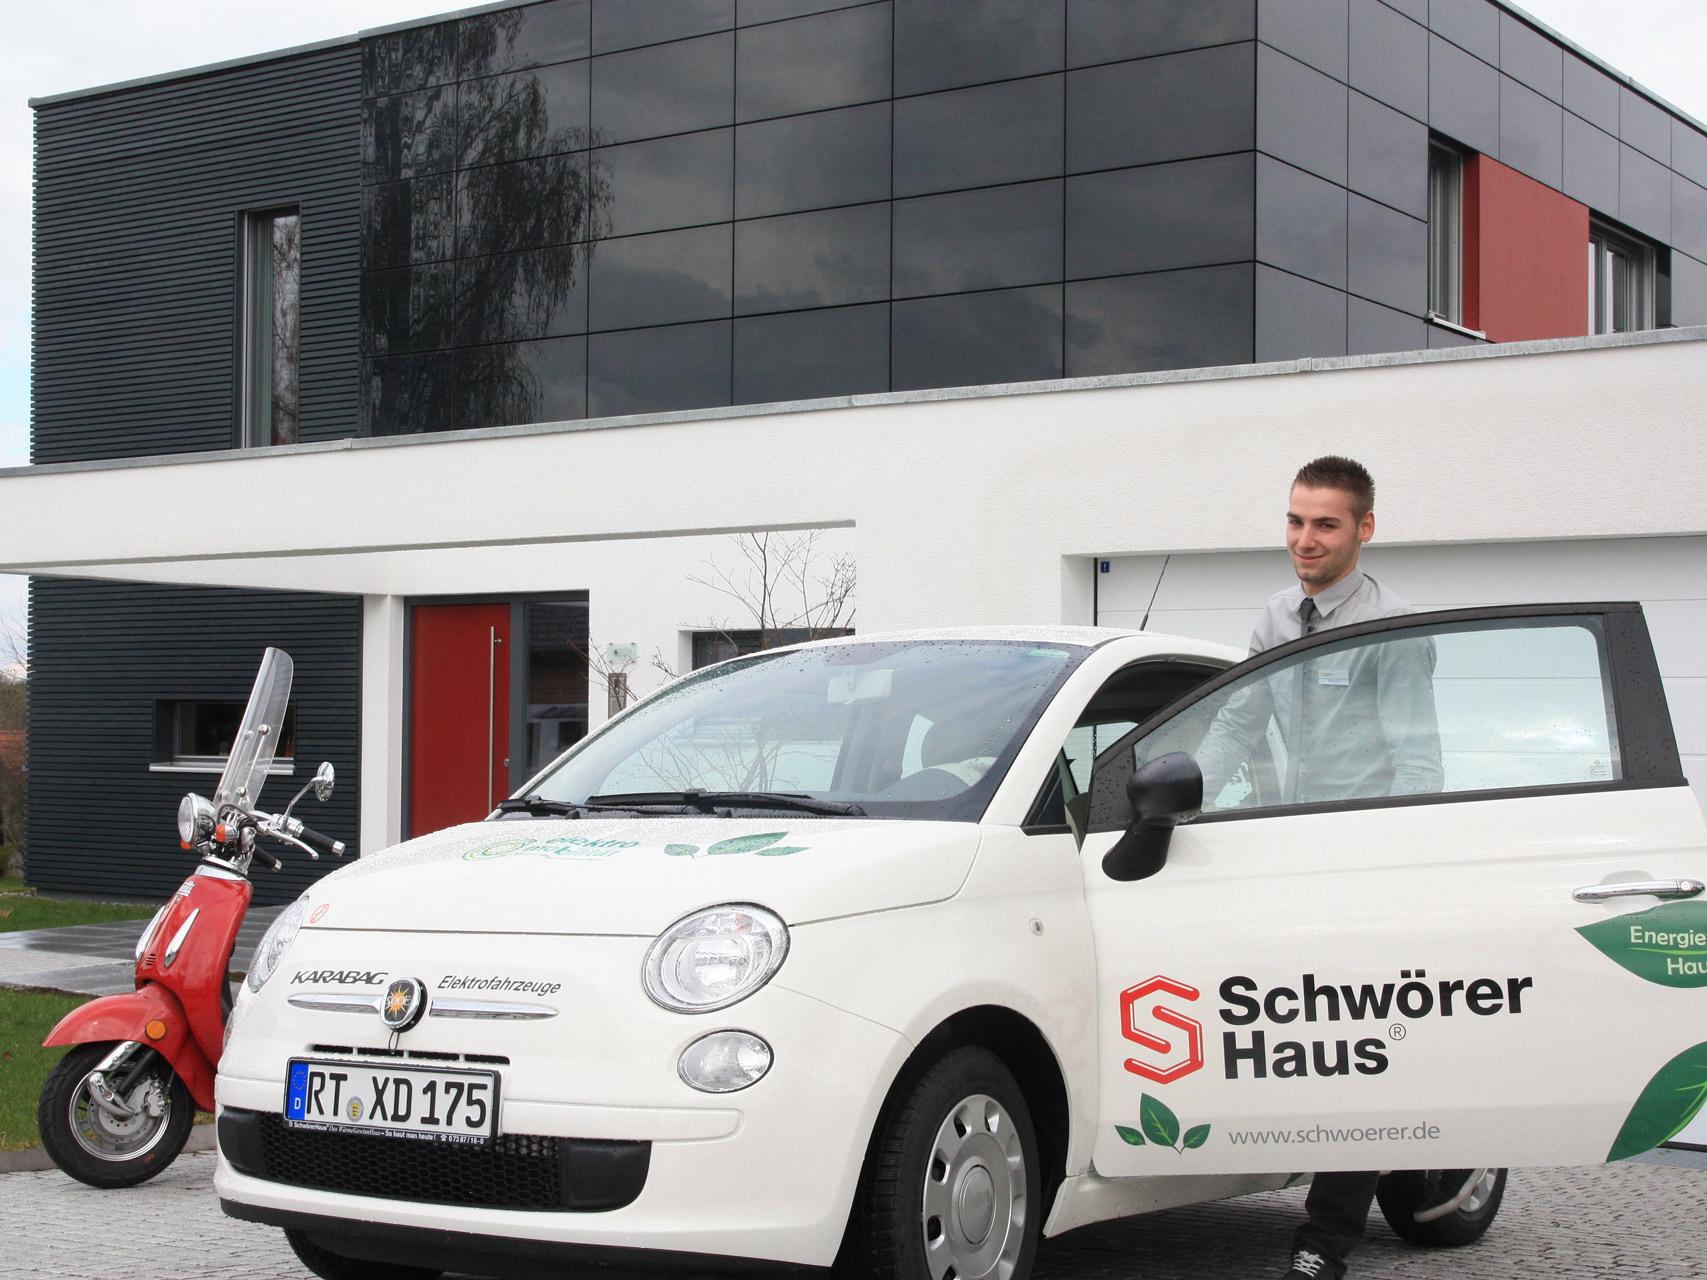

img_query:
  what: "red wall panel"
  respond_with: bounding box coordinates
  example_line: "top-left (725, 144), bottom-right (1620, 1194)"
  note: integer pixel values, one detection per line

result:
top-left (1464, 155), bottom-right (1589, 342)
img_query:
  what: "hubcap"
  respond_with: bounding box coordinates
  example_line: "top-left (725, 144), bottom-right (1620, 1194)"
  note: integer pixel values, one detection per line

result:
top-left (70, 1068), bottom-right (172, 1163)
top-left (1460, 1169), bottom-right (1499, 1214)
top-left (920, 1094), bottom-right (1027, 1280)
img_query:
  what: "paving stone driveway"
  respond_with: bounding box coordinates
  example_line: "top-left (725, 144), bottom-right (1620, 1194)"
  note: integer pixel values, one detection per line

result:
top-left (7, 1151), bottom-right (1703, 1280)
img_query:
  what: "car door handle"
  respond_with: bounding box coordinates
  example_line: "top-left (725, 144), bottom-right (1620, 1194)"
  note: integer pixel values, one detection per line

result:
top-left (1573, 878), bottom-right (1706, 903)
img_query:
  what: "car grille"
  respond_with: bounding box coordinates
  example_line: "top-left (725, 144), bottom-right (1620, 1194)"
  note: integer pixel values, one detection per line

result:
top-left (220, 1109), bottom-right (649, 1212)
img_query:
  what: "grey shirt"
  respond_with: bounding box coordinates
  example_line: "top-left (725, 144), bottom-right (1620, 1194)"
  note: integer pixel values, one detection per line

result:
top-left (1195, 569), bottom-right (1444, 806)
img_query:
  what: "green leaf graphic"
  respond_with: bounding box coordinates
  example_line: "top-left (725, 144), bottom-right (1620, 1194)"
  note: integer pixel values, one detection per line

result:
top-left (1608, 1040), bottom-right (1707, 1161)
top-left (707, 832), bottom-right (787, 856)
top-left (663, 844), bottom-right (700, 858)
top-left (1140, 1093), bottom-right (1180, 1148)
top-left (1577, 902), bottom-right (1707, 988)
top-left (1115, 1125), bottom-right (1145, 1146)
top-left (754, 846), bottom-right (807, 857)
top-left (1182, 1124), bottom-right (1211, 1149)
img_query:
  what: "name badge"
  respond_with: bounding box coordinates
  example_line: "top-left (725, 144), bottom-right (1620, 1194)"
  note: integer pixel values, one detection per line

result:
top-left (1317, 669), bottom-right (1350, 687)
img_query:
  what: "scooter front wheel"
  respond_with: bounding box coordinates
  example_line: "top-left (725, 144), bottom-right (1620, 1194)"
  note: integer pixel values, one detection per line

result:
top-left (38, 1040), bottom-right (195, 1188)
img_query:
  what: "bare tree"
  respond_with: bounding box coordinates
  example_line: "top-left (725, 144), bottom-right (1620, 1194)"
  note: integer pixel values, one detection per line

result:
top-left (686, 531), bottom-right (857, 664)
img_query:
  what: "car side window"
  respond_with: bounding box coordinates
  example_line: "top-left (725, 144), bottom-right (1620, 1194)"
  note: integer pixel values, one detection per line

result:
top-left (1027, 661), bottom-right (1223, 831)
top-left (1128, 617), bottom-right (1621, 816)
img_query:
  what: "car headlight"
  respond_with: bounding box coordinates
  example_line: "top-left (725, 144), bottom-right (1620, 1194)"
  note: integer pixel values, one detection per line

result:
top-left (245, 893), bottom-right (311, 993)
top-left (642, 904), bottom-right (789, 1013)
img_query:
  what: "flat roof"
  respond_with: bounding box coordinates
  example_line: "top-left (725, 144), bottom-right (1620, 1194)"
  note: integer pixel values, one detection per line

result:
top-left (26, 0), bottom-right (1707, 137)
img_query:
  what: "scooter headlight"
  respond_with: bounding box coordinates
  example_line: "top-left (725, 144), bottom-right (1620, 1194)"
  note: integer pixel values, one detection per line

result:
top-left (642, 903), bottom-right (788, 1013)
top-left (177, 793), bottom-right (216, 846)
top-left (245, 894), bottom-right (311, 993)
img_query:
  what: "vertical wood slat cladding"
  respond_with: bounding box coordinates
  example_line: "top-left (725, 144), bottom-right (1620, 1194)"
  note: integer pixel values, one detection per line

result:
top-left (31, 45), bottom-right (362, 464)
top-left (26, 579), bottom-right (362, 906)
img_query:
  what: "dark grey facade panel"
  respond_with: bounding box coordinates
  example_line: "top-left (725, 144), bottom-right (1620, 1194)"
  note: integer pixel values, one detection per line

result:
top-left (1499, 75), bottom-right (1564, 190)
top-left (1619, 145), bottom-right (1673, 243)
top-left (1427, 0), bottom-right (1499, 65)
top-left (1561, 51), bottom-right (1620, 134)
top-left (1257, 0), bottom-right (1348, 81)
top-left (1255, 264), bottom-right (1348, 361)
top-left (1428, 32), bottom-right (1499, 159)
top-left (1620, 86), bottom-right (1672, 166)
top-left (31, 44), bottom-right (361, 465)
top-left (1348, 0), bottom-right (1427, 123)
top-left (1255, 155), bottom-right (1348, 290)
top-left (1674, 176), bottom-right (1707, 263)
top-left (1671, 252), bottom-right (1707, 327)
top-left (1065, 265), bottom-right (1254, 376)
top-left (26, 578), bottom-right (362, 907)
top-left (1673, 119), bottom-right (1707, 189)
top-left (894, 0), bottom-right (1064, 98)
top-left (1257, 44), bottom-right (1348, 187)
top-left (1348, 295), bottom-right (1428, 355)
top-left (1562, 112), bottom-right (1621, 217)
top-left (1497, 11), bottom-right (1561, 103)
top-left (1347, 90), bottom-right (1428, 218)
top-left (1069, 0), bottom-right (1254, 67)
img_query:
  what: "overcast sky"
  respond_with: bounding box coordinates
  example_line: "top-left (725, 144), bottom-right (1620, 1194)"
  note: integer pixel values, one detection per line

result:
top-left (1, 0), bottom-right (1704, 638)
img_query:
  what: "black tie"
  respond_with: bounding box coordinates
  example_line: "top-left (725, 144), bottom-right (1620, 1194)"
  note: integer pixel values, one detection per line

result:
top-left (1300, 597), bottom-right (1319, 640)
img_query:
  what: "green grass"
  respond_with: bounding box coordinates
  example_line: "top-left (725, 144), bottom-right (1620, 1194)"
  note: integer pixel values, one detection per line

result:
top-left (0, 987), bottom-right (81, 1150)
top-left (0, 884), bottom-right (156, 933)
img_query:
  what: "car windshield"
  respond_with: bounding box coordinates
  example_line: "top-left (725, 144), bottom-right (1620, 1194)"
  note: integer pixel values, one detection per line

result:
top-left (525, 639), bottom-right (1087, 822)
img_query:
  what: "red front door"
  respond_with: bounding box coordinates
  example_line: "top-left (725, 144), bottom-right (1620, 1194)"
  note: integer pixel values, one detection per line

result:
top-left (409, 603), bottom-right (510, 838)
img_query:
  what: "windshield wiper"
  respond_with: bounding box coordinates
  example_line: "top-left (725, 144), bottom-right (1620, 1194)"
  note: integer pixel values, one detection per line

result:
top-left (493, 795), bottom-right (646, 818)
top-left (586, 790), bottom-right (867, 817)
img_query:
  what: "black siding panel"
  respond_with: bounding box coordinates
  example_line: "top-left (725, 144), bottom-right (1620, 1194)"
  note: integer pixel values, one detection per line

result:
top-left (31, 46), bottom-right (362, 464)
top-left (26, 579), bottom-right (362, 907)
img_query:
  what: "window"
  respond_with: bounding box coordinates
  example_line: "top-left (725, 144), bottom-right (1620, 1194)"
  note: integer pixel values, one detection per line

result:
top-left (1427, 142), bottom-right (1463, 324)
top-left (1589, 220), bottom-right (1656, 334)
top-left (153, 700), bottom-right (296, 772)
top-left (242, 209), bottom-right (301, 447)
top-left (1117, 617), bottom-right (1618, 818)
top-left (691, 628), bottom-right (854, 670)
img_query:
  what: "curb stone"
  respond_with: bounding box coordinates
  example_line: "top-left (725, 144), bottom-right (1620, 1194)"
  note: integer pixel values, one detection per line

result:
top-left (0, 1123), bottom-right (216, 1174)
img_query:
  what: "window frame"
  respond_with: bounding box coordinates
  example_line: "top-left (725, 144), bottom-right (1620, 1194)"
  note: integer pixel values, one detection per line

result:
top-left (238, 206), bottom-right (302, 449)
top-left (1427, 141), bottom-right (1464, 326)
top-left (1589, 219), bottom-right (1657, 335)
top-left (1081, 603), bottom-right (1683, 836)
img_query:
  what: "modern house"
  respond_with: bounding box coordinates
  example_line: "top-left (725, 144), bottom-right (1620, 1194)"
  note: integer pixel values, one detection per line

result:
top-left (3, 0), bottom-right (1706, 914)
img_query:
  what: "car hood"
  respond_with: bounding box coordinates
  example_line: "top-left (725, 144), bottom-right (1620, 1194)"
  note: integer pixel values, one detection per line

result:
top-left (297, 817), bottom-right (983, 935)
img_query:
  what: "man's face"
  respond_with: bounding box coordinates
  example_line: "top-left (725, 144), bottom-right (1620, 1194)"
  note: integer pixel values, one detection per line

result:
top-left (1286, 484), bottom-right (1374, 592)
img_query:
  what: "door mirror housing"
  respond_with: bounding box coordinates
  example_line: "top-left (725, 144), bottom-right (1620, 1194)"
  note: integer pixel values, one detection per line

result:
top-left (1101, 752), bottom-right (1202, 883)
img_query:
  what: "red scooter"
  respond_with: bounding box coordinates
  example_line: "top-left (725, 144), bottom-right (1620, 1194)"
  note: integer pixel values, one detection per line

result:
top-left (37, 648), bottom-right (344, 1187)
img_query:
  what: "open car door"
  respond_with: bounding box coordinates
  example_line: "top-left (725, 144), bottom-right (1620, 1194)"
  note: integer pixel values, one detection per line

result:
top-left (1078, 604), bottom-right (1706, 1176)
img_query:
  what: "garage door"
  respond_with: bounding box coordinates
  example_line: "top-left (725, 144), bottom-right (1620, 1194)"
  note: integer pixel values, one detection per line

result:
top-left (1096, 535), bottom-right (1707, 1149)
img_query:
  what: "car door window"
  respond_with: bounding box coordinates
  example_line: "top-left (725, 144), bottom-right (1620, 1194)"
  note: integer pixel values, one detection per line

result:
top-left (1118, 615), bottom-right (1621, 818)
top-left (1027, 661), bottom-right (1223, 830)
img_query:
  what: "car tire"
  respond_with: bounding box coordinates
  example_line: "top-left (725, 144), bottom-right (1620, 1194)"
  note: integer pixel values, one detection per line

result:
top-left (1376, 1168), bottom-right (1506, 1246)
top-left (837, 1045), bottom-right (1041, 1280)
top-left (285, 1230), bottom-right (443, 1280)
top-left (37, 1041), bottom-right (195, 1188)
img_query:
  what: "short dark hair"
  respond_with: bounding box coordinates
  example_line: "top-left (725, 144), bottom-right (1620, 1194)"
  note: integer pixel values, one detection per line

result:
top-left (1293, 455), bottom-right (1375, 519)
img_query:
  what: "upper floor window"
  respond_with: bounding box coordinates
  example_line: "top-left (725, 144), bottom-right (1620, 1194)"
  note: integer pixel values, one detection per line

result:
top-left (1427, 142), bottom-right (1464, 325)
top-left (1589, 220), bottom-right (1656, 335)
top-left (241, 209), bottom-right (301, 447)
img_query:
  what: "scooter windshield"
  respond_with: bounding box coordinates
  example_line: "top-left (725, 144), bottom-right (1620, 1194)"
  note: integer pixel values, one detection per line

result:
top-left (214, 647), bottom-right (295, 811)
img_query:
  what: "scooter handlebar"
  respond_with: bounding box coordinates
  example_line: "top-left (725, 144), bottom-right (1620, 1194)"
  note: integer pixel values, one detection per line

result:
top-left (295, 824), bottom-right (346, 859)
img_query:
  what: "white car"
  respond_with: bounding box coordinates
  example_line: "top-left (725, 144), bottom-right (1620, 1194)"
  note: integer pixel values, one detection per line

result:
top-left (217, 606), bottom-right (1707, 1280)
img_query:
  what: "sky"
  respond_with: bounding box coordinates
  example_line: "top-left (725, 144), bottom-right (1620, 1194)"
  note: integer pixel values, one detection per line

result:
top-left (1, 0), bottom-right (1704, 652)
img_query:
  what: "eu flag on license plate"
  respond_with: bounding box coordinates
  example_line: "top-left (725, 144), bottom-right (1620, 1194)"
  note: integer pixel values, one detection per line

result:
top-left (286, 1061), bottom-right (311, 1120)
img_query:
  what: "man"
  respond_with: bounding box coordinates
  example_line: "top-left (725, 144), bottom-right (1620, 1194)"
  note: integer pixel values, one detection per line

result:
top-left (1201, 456), bottom-right (1439, 1279)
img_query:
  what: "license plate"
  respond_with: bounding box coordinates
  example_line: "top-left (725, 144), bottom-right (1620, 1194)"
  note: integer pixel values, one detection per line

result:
top-left (284, 1059), bottom-right (500, 1146)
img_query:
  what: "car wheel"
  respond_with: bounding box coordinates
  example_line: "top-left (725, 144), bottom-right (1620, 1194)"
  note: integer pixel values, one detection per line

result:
top-left (838, 1045), bottom-right (1041, 1280)
top-left (285, 1230), bottom-right (443, 1280)
top-left (1376, 1167), bottom-right (1506, 1246)
top-left (36, 1041), bottom-right (195, 1188)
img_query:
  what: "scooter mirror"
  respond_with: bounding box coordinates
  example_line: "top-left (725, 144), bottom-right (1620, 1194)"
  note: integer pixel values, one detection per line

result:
top-left (312, 761), bottom-right (335, 802)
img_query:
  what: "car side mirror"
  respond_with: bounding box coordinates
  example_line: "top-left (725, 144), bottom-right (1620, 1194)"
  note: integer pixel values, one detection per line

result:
top-left (1101, 752), bottom-right (1203, 883)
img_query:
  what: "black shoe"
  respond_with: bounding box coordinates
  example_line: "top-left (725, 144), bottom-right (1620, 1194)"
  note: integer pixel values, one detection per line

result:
top-left (1280, 1248), bottom-right (1343, 1279)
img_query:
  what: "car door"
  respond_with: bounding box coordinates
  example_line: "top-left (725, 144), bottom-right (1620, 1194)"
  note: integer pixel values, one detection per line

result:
top-left (1079, 604), bottom-right (1706, 1176)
